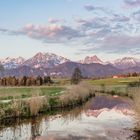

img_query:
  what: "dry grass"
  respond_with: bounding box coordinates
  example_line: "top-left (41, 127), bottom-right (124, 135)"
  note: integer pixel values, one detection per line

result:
top-left (0, 108), bottom-right (5, 117)
top-left (0, 82), bottom-right (95, 119)
top-left (131, 87), bottom-right (140, 128)
top-left (59, 81), bottom-right (94, 106)
top-left (27, 96), bottom-right (44, 116)
top-left (10, 99), bottom-right (22, 116)
top-left (27, 89), bottom-right (48, 116)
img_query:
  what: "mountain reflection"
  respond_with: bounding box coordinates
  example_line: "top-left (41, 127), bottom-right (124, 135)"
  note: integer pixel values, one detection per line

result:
top-left (86, 95), bottom-right (134, 118)
top-left (0, 95), bottom-right (136, 140)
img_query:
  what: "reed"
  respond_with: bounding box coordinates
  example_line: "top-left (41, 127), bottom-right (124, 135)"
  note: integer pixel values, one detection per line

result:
top-left (0, 82), bottom-right (95, 119)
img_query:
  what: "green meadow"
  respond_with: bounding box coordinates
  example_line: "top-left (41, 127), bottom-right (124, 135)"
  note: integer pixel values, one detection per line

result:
top-left (90, 76), bottom-right (140, 85)
top-left (0, 86), bottom-right (65, 101)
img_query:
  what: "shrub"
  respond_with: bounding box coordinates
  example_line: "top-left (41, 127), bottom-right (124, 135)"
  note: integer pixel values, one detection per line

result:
top-left (27, 95), bottom-right (48, 116)
top-left (49, 97), bottom-right (59, 108)
top-left (128, 81), bottom-right (140, 87)
top-left (71, 67), bottom-right (82, 85)
top-left (59, 81), bottom-right (95, 107)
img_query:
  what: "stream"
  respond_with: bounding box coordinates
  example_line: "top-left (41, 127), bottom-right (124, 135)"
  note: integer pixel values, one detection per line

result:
top-left (0, 95), bottom-right (139, 140)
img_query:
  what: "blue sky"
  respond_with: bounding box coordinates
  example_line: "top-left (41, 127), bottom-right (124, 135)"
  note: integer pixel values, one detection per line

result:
top-left (0, 0), bottom-right (140, 61)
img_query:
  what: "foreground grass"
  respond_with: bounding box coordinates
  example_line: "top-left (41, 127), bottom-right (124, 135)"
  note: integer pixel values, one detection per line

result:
top-left (0, 82), bottom-right (95, 120)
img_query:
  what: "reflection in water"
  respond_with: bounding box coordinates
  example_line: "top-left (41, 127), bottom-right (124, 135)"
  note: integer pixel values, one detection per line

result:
top-left (130, 130), bottom-right (140, 140)
top-left (30, 118), bottom-right (44, 140)
top-left (0, 95), bottom-right (138, 140)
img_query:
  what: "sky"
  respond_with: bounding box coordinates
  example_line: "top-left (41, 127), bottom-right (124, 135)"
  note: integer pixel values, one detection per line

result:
top-left (0, 0), bottom-right (140, 61)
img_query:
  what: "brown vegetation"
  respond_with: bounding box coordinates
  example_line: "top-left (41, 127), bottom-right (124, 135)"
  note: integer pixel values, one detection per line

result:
top-left (59, 81), bottom-right (95, 107)
top-left (27, 96), bottom-right (48, 116)
top-left (0, 82), bottom-right (95, 120)
top-left (131, 88), bottom-right (140, 129)
top-left (0, 76), bottom-right (53, 86)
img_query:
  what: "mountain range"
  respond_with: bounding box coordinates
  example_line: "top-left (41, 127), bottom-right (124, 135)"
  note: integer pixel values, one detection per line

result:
top-left (0, 52), bottom-right (140, 77)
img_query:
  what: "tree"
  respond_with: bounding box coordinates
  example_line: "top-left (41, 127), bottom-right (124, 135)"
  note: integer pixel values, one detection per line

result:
top-left (71, 67), bottom-right (82, 84)
top-left (20, 76), bottom-right (27, 86)
top-left (44, 76), bottom-right (53, 86)
top-left (132, 72), bottom-right (138, 77)
top-left (36, 76), bottom-right (43, 86)
top-left (26, 77), bottom-right (31, 86)
top-left (30, 76), bottom-right (36, 86)
top-left (0, 64), bottom-right (4, 77)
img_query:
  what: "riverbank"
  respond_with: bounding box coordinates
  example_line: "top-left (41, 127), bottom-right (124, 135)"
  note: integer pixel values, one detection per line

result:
top-left (0, 94), bottom-right (136, 140)
top-left (0, 82), bottom-right (95, 120)
top-left (90, 77), bottom-right (140, 131)
top-left (1, 77), bottom-right (140, 131)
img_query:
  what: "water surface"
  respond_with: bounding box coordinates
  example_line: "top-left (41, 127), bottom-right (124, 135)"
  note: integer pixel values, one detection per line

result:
top-left (0, 95), bottom-right (138, 140)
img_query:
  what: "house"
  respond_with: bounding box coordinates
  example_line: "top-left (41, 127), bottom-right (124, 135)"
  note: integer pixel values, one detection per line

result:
top-left (113, 75), bottom-right (119, 78)
top-left (113, 75), bottom-right (126, 78)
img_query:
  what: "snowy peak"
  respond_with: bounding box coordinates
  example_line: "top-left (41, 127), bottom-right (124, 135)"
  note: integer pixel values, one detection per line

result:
top-left (1, 53), bottom-right (140, 70)
top-left (79, 55), bottom-right (104, 64)
top-left (23, 52), bottom-right (70, 68)
top-left (0, 57), bottom-right (25, 69)
top-left (113, 57), bottom-right (140, 69)
top-left (1, 57), bottom-right (24, 63)
top-left (13, 57), bottom-right (25, 64)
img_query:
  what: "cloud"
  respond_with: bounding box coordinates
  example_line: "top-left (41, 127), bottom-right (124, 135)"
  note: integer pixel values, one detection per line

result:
top-left (0, 23), bottom-right (84, 44)
top-left (133, 10), bottom-right (140, 20)
top-left (18, 24), bottom-right (84, 43)
top-left (48, 18), bottom-right (65, 23)
top-left (81, 34), bottom-right (140, 55)
top-left (111, 15), bottom-right (130, 22)
top-left (0, 12), bottom-right (139, 56)
top-left (84, 4), bottom-right (96, 11)
top-left (84, 3), bottom-right (117, 17)
top-left (76, 17), bottom-right (110, 30)
top-left (0, 28), bottom-right (9, 32)
top-left (84, 4), bottom-right (107, 13)
top-left (124, 0), bottom-right (140, 7)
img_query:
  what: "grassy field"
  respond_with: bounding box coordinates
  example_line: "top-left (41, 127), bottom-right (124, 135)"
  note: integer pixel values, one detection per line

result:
top-left (0, 76), bottom-right (140, 125)
top-left (89, 76), bottom-right (140, 85)
top-left (0, 82), bottom-right (95, 119)
top-left (0, 86), bottom-right (65, 100)
top-left (0, 76), bottom-right (139, 101)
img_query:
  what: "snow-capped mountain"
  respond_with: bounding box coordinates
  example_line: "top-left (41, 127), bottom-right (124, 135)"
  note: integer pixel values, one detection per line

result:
top-left (1, 53), bottom-right (140, 75)
top-left (0, 57), bottom-right (25, 69)
top-left (79, 55), bottom-right (104, 64)
top-left (23, 52), bottom-right (70, 68)
top-left (113, 57), bottom-right (140, 69)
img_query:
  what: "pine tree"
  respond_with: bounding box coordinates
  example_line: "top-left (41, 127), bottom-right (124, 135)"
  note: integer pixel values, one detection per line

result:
top-left (71, 67), bottom-right (82, 84)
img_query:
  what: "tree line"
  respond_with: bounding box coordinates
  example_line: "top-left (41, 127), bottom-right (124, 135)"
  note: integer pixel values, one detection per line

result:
top-left (0, 76), bottom-right (53, 86)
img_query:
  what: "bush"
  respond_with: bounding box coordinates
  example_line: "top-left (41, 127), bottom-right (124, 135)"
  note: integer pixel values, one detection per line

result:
top-left (27, 95), bottom-right (48, 116)
top-left (128, 81), bottom-right (140, 87)
top-left (59, 81), bottom-right (95, 107)
top-left (49, 97), bottom-right (59, 108)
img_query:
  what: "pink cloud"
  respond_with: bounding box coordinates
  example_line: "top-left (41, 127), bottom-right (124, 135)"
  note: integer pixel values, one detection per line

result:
top-left (20, 24), bottom-right (82, 42)
top-left (48, 18), bottom-right (65, 23)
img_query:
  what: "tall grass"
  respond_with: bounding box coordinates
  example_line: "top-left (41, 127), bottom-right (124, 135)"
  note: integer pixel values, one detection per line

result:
top-left (0, 82), bottom-right (95, 120)
top-left (93, 84), bottom-right (128, 97)
top-left (27, 96), bottom-right (48, 116)
top-left (59, 81), bottom-right (95, 107)
top-left (130, 87), bottom-right (140, 129)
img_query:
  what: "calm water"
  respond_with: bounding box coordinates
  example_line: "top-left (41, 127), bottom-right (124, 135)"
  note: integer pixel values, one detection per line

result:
top-left (0, 95), bottom-right (138, 140)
